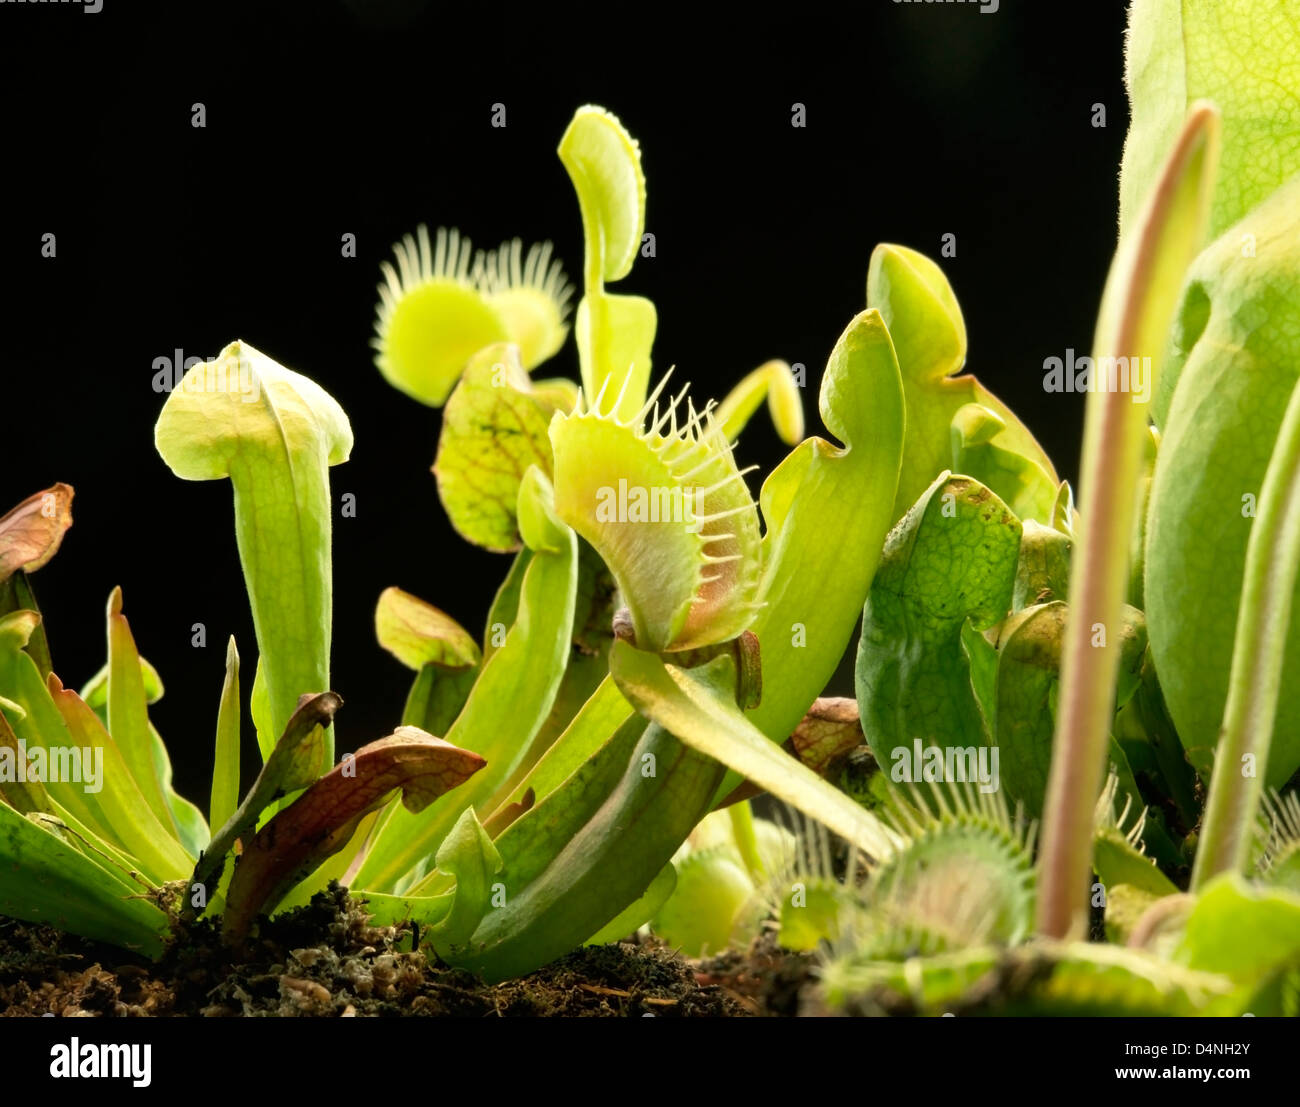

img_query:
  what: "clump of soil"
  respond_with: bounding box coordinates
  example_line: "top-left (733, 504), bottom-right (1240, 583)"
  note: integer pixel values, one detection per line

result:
top-left (0, 885), bottom-right (812, 1017)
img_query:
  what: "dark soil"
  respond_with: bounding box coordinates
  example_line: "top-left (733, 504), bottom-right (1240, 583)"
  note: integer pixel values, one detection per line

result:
top-left (0, 884), bottom-right (817, 1017)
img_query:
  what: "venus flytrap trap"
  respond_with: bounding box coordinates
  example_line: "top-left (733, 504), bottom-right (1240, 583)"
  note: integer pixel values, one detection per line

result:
top-left (372, 225), bottom-right (573, 406)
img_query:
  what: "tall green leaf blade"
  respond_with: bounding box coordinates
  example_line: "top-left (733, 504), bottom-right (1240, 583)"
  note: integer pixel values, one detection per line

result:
top-left (0, 612), bottom-right (114, 848)
top-left (48, 677), bottom-right (193, 882)
top-left (1038, 103), bottom-right (1218, 939)
top-left (558, 106), bottom-right (654, 417)
top-left (209, 636), bottom-right (241, 834)
top-left (745, 309), bottom-right (906, 745)
top-left (105, 587), bottom-right (184, 842)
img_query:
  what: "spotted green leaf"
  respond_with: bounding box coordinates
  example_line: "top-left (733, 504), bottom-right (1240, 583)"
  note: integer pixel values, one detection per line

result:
top-left (433, 344), bottom-right (555, 552)
top-left (1121, 0), bottom-right (1300, 244)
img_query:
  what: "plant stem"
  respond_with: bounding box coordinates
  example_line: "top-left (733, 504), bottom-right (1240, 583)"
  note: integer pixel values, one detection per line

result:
top-left (1192, 375), bottom-right (1300, 888)
top-left (728, 799), bottom-right (766, 881)
top-left (1035, 105), bottom-right (1218, 938)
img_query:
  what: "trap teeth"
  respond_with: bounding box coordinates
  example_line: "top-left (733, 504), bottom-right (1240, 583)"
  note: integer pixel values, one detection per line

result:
top-left (550, 371), bottom-right (766, 652)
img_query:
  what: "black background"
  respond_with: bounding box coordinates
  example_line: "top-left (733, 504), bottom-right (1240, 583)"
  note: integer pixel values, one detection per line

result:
top-left (1, 0), bottom-right (1127, 803)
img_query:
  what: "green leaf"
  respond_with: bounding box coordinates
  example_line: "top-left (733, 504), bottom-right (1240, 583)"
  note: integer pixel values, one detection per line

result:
top-left (1176, 875), bottom-right (1300, 997)
top-left (353, 887), bottom-right (454, 930)
top-left (209, 637), bottom-right (241, 835)
top-left (0, 572), bottom-right (54, 680)
top-left (549, 371), bottom-right (763, 653)
top-left (154, 340), bottom-right (352, 773)
top-left (375, 587), bottom-right (481, 671)
top-left (743, 309), bottom-right (906, 747)
top-left (991, 603), bottom-right (1067, 816)
top-left (0, 612), bottom-right (110, 844)
top-left (576, 293), bottom-right (657, 422)
top-left (866, 245), bottom-right (1059, 526)
top-left (559, 105), bottom-right (646, 286)
top-left (992, 603), bottom-right (1146, 817)
top-left (559, 106), bottom-right (655, 418)
top-left (0, 612), bottom-right (190, 881)
top-left (1121, 0), bottom-right (1300, 244)
top-left (424, 807), bottom-right (503, 956)
top-left (0, 705), bottom-right (46, 813)
top-left (433, 343), bottom-right (555, 552)
top-left (855, 473), bottom-right (1021, 787)
top-left (1095, 834), bottom-right (1178, 899)
top-left (489, 674), bottom-right (633, 816)
top-left (1012, 520), bottom-right (1072, 611)
top-left (80, 656), bottom-right (163, 711)
top-left (950, 404), bottom-right (1057, 526)
top-left (444, 719), bottom-right (722, 983)
top-left (715, 359), bottom-right (805, 446)
top-left (587, 863), bottom-right (677, 946)
top-left (482, 549), bottom-right (530, 663)
top-left (0, 803), bottom-right (171, 957)
top-left (46, 680), bottom-right (195, 880)
top-left (1146, 174), bottom-right (1300, 789)
top-left (105, 587), bottom-right (182, 842)
top-left (612, 645), bottom-right (899, 860)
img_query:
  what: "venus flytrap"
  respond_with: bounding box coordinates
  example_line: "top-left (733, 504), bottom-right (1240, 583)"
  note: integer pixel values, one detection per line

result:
top-left (560, 105), bottom-right (656, 421)
top-left (550, 371), bottom-right (765, 653)
top-left (9, 52), bottom-right (1300, 1018)
top-left (372, 225), bottom-right (573, 406)
top-left (437, 313), bottom-right (909, 981)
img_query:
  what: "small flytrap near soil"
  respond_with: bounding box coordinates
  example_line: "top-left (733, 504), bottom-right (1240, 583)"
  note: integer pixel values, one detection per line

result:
top-left (3, 1), bottom-right (1300, 1018)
